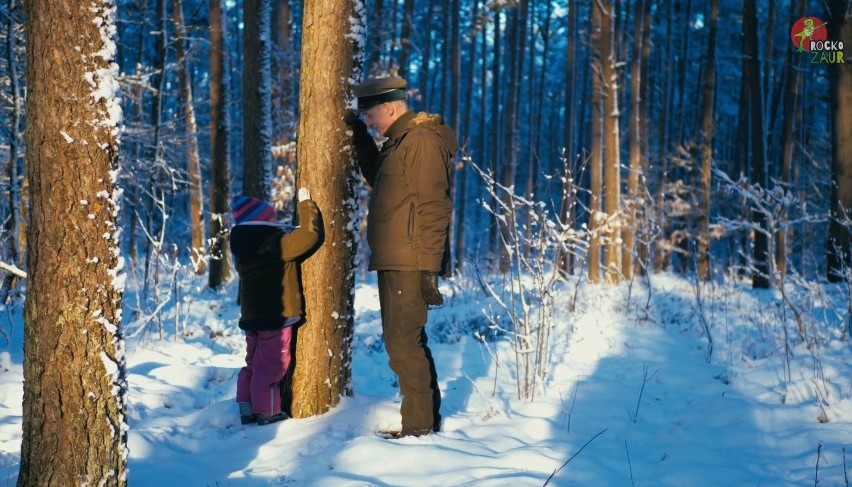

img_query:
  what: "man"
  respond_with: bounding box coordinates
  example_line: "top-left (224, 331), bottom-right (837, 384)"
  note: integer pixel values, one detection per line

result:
top-left (345, 75), bottom-right (457, 437)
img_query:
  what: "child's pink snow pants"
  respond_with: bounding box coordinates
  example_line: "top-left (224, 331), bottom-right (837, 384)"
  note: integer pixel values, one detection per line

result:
top-left (236, 327), bottom-right (293, 416)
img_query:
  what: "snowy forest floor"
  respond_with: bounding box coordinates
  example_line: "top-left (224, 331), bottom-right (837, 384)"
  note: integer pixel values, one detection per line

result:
top-left (0, 270), bottom-right (850, 486)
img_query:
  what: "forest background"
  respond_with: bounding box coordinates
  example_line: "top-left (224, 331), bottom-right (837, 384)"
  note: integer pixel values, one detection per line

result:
top-left (0, 0), bottom-right (850, 484)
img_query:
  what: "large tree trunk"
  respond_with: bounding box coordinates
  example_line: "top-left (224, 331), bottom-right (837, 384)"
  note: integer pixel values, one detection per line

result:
top-left (599, 0), bottom-right (621, 283)
top-left (242, 0), bottom-right (273, 199)
top-left (588, 0), bottom-right (604, 284)
top-left (172, 0), bottom-right (206, 274)
top-left (744, 0), bottom-right (771, 288)
top-left (207, 0), bottom-right (232, 289)
top-left (19, 0), bottom-right (127, 484)
top-left (290, 0), bottom-right (362, 417)
top-left (826, 0), bottom-right (852, 282)
top-left (697, 0), bottom-right (719, 281)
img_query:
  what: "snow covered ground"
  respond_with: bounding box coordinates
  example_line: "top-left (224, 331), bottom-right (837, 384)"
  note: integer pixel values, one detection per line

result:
top-left (0, 271), bottom-right (850, 486)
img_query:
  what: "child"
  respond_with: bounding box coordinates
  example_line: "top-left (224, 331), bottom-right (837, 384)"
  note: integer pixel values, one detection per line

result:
top-left (229, 188), bottom-right (321, 425)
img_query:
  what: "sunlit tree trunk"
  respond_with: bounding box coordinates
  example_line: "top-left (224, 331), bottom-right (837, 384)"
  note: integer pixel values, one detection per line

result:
top-left (19, 0), bottom-right (127, 484)
top-left (207, 0), bottom-right (232, 289)
top-left (588, 0), bottom-right (604, 284)
top-left (290, 0), bottom-right (363, 417)
top-left (172, 0), bottom-right (206, 274)
top-left (826, 0), bottom-right (852, 282)
top-left (697, 0), bottom-right (719, 281)
top-left (599, 0), bottom-right (621, 283)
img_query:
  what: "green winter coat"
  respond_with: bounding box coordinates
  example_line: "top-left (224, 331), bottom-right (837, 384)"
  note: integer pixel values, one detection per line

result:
top-left (229, 200), bottom-right (321, 329)
top-left (352, 110), bottom-right (458, 276)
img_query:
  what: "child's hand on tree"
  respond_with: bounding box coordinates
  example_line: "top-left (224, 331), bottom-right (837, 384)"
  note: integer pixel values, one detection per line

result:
top-left (298, 187), bottom-right (311, 202)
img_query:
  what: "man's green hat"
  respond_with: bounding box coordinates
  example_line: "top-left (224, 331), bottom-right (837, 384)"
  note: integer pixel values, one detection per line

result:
top-left (353, 76), bottom-right (407, 110)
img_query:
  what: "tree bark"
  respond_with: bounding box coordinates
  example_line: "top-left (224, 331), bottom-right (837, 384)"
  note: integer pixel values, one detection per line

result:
top-left (743, 0), bottom-right (771, 288)
top-left (172, 0), bottom-right (206, 274)
top-left (207, 0), bottom-right (232, 289)
top-left (588, 0), bottom-right (604, 284)
top-left (697, 0), bottom-right (719, 281)
top-left (776, 0), bottom-right (806, 279)
top-left (290, 0), bottom-right (362, 417)
top-left (557, 0), bottom-right (578, 276)
top-left (826, 0), bottom-right (852, 282)
top-left (397, 0), bottom-right (414, 77)
top-left (1, 0), bottom-right (22, 304)
top-left (599, 0), bottom-right (621, 283)
top-left (19, 1), bottom-right (127, 484)
top-left (242, 0), bottom-right (273, 199)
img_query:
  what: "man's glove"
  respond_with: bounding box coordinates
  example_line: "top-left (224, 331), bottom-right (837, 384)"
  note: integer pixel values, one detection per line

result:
top-left (298, 187), bottom-right (311, 202)
top-left (343, 110), bottom-right (362, 126)
top-left (420, 271), bottom-right (444, 306)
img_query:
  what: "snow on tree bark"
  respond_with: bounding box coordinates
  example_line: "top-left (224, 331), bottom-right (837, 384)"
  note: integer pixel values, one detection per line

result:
top-left (290, 0), bottom-right (364, 418)
top-left (19, 0), bottom-right (127, 484)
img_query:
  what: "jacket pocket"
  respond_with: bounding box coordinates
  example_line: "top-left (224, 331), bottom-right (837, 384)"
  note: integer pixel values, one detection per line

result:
top-left (406, 202), bottom-right (415, 250)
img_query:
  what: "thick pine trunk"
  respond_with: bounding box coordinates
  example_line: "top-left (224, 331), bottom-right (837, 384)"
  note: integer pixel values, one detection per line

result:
top-left (290, 0), bottom-right (362, 417)
top-left (172, 0), bottom-right (206, 274)
top-left (826, 0), bottom-right (852, 282)
top-left (697, 0), bottom-right (719, 281)
top-left (242, 0), bottom-right (273, 199)
top-left (207, 0), bottom-right (232, 289)
top-left (19, 1), bottom-right (127, 484)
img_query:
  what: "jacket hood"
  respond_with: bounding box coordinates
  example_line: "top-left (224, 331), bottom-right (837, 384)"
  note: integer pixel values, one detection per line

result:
top-left (390, 111), bottom-right (459, 155)
top-left (229, 222), bottom-right (280, 261)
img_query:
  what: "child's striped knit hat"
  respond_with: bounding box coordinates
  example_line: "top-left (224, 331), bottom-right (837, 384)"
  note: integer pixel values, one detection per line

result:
top-left (231, 196), bottom-right (276, 224)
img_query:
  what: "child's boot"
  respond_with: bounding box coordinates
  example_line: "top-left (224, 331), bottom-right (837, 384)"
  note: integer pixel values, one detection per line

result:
top-left (256, 411), bottom-right (289, 425)
top-left (238, 402), bottom-right (256, 425)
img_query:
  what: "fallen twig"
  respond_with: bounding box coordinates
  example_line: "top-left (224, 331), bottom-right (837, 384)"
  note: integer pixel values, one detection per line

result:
top-left (543, 428), bottom-right (608, 486)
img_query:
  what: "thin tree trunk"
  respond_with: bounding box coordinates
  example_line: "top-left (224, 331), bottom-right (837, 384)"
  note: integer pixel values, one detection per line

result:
top-left (291, 0), bottom-right (362, 417)
top-left (419, 0), bottom-right (433, 103)
top-left (697, 0), bottom-right (719, 281)
top-left (446, 0), bottom-right (459, 277)
top-left (826, 0), bottom-right (852, 282)
top-left (1, 0), bottom-right (22, 303)
top-left (589, 0), bottom-right (604, 284)
top-left (635, 0), bottom-right (653, 273)
top-left (558, 0), bottom-right (578, 276)
top-left (397, 0), bottom-right (414, 77)
top-left (172, 0), bottom-right (206, 274)
top-left (489, 10), bottom-right (502, 262)
top-left (744, 0), bottom-right (771, 289)
top-left (623, 0), bottom-right (646, 280)
top-left (19, 0), bottom-right (127, 483)
top-left (242, 0), bottom-right (273, 199)
top-left (654, 2), bottom-right (673, 273)
top-left (207, 0), bottom-right (232, 289)
top-left (454, 0), bottom-right (479, 274)
top-left (776, 0), bottom-right (806, 279)
top-left (600, 0), bottom-right (621, 283)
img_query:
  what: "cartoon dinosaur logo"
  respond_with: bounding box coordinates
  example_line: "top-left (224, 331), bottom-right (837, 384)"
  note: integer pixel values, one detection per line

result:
top-left (790, 17), bottom-right (828, 52)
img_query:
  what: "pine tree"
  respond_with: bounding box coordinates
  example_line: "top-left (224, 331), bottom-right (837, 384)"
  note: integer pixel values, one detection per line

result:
top-left (290, 0), bottom-right (363, 417)
top-left (18, 0), bottom-right (127, 484)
